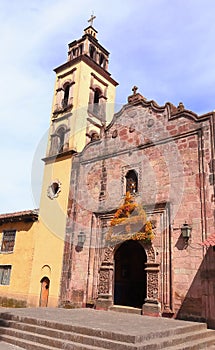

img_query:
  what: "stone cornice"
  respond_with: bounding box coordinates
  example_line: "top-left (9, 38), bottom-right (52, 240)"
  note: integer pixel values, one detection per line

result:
top-left (78, 128), bottom-right (203, 166)
top-left (109, 97), bottom-right (213, 130)
top-left (54, 54), bottom-right (118, 87)
top-left (42, 149), bottom-right (76, 164)
top-left (68, 33), bottom-right (109, 56)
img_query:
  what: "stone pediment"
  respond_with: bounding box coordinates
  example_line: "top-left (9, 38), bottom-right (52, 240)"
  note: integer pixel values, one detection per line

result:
top-left (80, 88), bottom-right (214, 161)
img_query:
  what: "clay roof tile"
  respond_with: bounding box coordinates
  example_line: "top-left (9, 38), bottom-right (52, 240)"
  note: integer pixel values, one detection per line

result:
top-left (201, 233), bottom-right (215, 247)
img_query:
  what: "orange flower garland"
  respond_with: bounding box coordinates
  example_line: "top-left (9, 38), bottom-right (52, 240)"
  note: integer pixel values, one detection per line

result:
top-left (106, 192), bottom-right (154, 243)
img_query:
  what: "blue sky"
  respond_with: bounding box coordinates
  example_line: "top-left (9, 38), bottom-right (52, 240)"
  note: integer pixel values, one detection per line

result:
top-left (1, 0), bottom-right (215, 213)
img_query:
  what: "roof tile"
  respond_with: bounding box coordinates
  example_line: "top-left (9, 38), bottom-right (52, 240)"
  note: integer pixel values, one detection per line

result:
top-left (201, 233), bottom-right (215, 247)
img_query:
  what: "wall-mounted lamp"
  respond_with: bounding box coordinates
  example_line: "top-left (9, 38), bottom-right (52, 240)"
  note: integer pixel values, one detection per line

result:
top-left (77, 231), bottom-right (86, 248)
top-left (181, 223), bottom-right (192, 241)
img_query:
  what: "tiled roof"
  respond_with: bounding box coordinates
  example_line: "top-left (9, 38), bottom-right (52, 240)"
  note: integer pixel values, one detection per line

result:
top-left (0, 209), bottom-right (39, 224)
top-left (201, 233), bottom-right (215, 247)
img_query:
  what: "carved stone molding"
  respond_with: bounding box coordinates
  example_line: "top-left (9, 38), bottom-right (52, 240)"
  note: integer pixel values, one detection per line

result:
top-left (143, 262), bottom-right (161, 316)
top-left (145, 262), bottom-right (160, 300)
top-left (140, 243), bottom-right (155, 263)
top-left (96, 246), bottom-right (114, 310)
top-left (98, 270), bottom-right (110, 294)
top-left (103, 246), bottom-right (114, 263)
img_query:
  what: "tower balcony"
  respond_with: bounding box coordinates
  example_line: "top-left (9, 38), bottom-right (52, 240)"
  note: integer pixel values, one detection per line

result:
top-left (87, 103), bottom-right (106, 122)
top-left (53, 97), bottom-right (73, 116)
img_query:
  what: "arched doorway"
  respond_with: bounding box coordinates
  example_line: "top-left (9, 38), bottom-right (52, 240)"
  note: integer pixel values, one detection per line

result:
top-left (114, 240), bottom-right (147, 308)
top-left (39, 276), bottom-right (50, 307)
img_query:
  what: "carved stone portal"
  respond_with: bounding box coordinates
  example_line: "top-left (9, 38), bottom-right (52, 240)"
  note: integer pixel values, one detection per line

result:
top-left (96, 243), bottom-right (161, 315)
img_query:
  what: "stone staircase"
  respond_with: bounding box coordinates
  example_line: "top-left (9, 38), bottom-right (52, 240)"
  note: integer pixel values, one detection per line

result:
top-left (0, 309), bottom-right (215, 350)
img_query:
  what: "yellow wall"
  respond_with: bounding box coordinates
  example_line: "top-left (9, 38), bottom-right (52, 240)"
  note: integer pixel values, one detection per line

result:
top-left (50, 60), bottom-right (116, 153)
top-left (27, 155), bottom-right (72, 307)
top-left (27, 221), bottom-right (65, 307)
top-left (72, 61), bottom-right (116, 152)
top-left (0, 220), bottom-right (37, 305)
top-left (39, 156), bottom-right (72, 238)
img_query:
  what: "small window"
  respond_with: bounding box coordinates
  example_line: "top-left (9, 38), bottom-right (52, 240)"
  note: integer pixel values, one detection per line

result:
top-left (1, 231), bottom-right (16, 252)
top-left (99, 54), bottom-right (104, 66)
top-left (94, 88), bottom-right (101, 104)
top-left (62, 85), bottom-right (70, 108)
top-left (79, 44), bottom-right (83, 55)
top-left (72, 48), bottom-right (77, 58)
top-left (0, 265), bottom-right (12, 285)
top-left (47, 180), bottom-right (61, 200)
top-left (93, 88), bottom-right (101, 115)
top-left (89, 45), bottom-right (96, 59)
top-left (57, 126), bottom-right (66, 153)
top-left (51, 182), bottom-right (60, 195)
top-left (126, 170), bottom-right (138, 194)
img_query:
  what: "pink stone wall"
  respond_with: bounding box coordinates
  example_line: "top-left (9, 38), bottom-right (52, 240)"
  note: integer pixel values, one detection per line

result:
top-left (60, 100), bottom-right (215, 327)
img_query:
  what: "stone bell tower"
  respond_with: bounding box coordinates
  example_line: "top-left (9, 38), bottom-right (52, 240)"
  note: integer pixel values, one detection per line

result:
top-left (49, 15), bottom-right (118, 154)
top-left (32, 18), bottom-right (118, 307)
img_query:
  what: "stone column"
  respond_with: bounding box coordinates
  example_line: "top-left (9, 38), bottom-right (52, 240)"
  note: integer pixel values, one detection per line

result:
top-left (55, 88), bottom-right (64, 111)
top-left (142, 262), bottom-right (161, 316)
top-left (96, 247), bottom-right (114, 310)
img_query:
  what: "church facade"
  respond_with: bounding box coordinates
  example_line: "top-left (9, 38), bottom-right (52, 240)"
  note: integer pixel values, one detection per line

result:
top-left (56, 24), bottom-right (215, 327)
top-left (0, 22), bottom-right (215, 328)
top-left (59, 85), bottom-right (215, 327)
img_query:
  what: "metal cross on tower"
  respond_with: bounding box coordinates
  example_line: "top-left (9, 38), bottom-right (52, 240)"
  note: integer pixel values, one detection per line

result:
top-left (88, 13), bottom-right (96, 26)
top-left (132, 86), bottom-right (138, 95)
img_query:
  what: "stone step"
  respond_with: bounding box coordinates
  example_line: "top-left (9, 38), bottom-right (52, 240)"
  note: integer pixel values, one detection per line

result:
top-left (0, 313), bottom-right (209, 344)
top-left (1, 318), bottom-right (215, 350)
top-left (163, 334), bottom-right (215, 350)
top-left (0, 333), bottom-right (105, 350)
top-left (110, 305), bottom-right (142, 315)
top-left (0, 322), bottom-right (138, 350)
top-left (1, 336), bottom-right (57, 350)
top-left (0, 315), bottom-right (137, 344)
top-left (141, 329), bottom-right (215, 349)
top-left (0, 342), bottom-right (25, 350)
top-left (1, 309), bottom-right (215, 350)
top-left (1, 328), bottom-right (109, 350)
